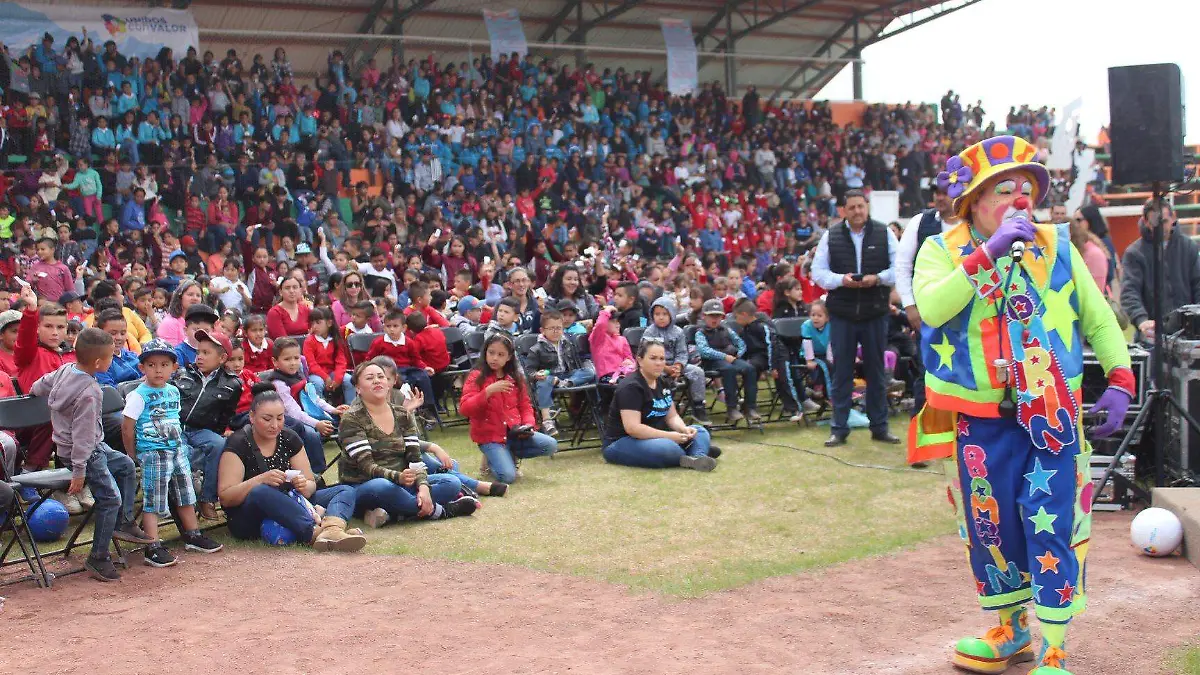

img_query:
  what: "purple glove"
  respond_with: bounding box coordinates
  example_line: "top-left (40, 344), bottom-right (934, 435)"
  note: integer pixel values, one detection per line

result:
top-left (984, 214), bottom-right (1037, 260)
top-left (1089, 387), bottom-right (1132, 438)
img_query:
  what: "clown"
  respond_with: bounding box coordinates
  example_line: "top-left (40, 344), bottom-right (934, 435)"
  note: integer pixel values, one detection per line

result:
top-left (910, 136), bottom-right (1133, 675)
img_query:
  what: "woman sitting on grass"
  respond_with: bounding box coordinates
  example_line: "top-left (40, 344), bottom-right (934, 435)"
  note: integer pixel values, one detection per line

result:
top-left (216, 383), bottom-right (366, 552)
top-left (601, 339), bottom-right (719, 471)
top-left (458, 332), bottom-right (557, 485)
top-left (338, 360), bottom-right (481, 527)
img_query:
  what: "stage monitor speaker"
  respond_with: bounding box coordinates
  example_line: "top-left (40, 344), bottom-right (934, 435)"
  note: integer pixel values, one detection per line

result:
top-left (1108, 63), bottom-right (1186, 185)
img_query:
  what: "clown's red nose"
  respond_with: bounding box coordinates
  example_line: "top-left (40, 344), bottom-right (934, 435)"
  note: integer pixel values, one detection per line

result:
top-left (1013, 196), bottom-right (1030, 210)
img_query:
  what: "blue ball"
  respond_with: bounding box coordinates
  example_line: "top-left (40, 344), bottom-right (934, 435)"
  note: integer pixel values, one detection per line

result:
top-left (260, 519), bottom-right (298, 546)
top-left (26, 499), bottom-right (70, 542)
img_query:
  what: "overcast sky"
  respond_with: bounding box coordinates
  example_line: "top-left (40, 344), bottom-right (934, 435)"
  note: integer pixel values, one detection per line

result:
top-left (818, 0), bottom-right (1197, 143)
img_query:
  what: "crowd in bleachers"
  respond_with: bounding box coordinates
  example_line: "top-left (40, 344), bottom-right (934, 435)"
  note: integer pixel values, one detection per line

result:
top-left (0, 28), bottom-right (1090, 583)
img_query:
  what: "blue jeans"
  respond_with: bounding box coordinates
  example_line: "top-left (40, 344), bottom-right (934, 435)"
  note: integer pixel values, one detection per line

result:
top-left (352, 474), bottom-right (462, 521)
top-left (478, 431), bottom-right (557, 484)
top-left (534, 367), bottom-right (596, 409)
top-left (829, 314), bottom-right (889, 437)
top-left (184, 428), bottom-right (224, 504)
top-left (226, 483), bottom-right (357, 542)
top-left (399, 367), bottom-right (435, 406)
top-left (602, 426), bottom-right (710, 468)
top-left (307, 372), bottom-right (356, 405)
top-left (82, 442), bottom-right (137, 559)
top-left (422, 453), bottom-right (478, 491)
top-left (704, 358), bottom-right (758, 409)
top-left (286, 416), bottom-right (326, 474)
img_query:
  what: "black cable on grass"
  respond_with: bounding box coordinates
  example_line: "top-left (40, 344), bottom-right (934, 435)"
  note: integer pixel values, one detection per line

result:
top-left (754, 441), bottom-right (944, 475)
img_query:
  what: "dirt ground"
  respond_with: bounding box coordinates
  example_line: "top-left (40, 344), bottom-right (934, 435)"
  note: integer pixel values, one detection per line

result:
top-left (1, 512), bottom-right (1195, 675)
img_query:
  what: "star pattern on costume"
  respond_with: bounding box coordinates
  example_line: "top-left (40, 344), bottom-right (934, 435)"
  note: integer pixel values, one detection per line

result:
top-left (957, 416), bottom-right (971, 436)
top-left (1056, 581), bottom-right (1075, 605)
top-left (958, 243), bottom-right (976, 257)
top-left (1041, 282), bottom-right (1077, 351)
top-left (1028, 245), bottom-right (1044, 260)
top-left (976, 580), bottom-right (987, 596)
top-left (1024, 457), bottom-right (1058, 497)
top-left (1029, 506), bottom-right (1058, 534)
top-left (1018, 390), bottom-right (1038, 404)
top-left (1020, 571), bottom-right (1033, 584)
top-left (1031, 581), bottom-right (1044, 602)
top-left (932, 334), bottom-right (956, 371)
top-left (1036, 550), bottom-right (1061, 574)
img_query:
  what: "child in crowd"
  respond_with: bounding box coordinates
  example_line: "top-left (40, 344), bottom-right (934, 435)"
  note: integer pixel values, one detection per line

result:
top-left (556, 300), bottom-right (588, 337)
top-left (226, 343), bottom-right (259, 430)
top-left (403, 280), bottom-right (449, 328)
top-left (173, 329), bottom-right (242, 521)
top-left (772, 278), bottom-right (807, 319)
top-left (132, 287), bottom-right (159, 336)
top-left (261, 338), bottom-right (342, 473)
top-left (0, 309), bottom-right (20, 375)
top-left (802, 300), bottom-right (833, 400)
top-left (60, 292), bottom-right (86, 323)
top-left (612, 282), bottom-right (646, 332)
top-left (590, 306), bottom-right (635, 384)
top-left (407, 311), bottom-right (450, 406)
top-left (459, 332), bottom-right (557, 485)
top-left (29, 237), bottom-right (74, 301)
top-left (694, 298), bottom-right (758, 425)
top-left (304, 306), bottom-right (354, 404)
top-left (32, 328), bottom-right (152, 582)
top-left (345, 301), bottom-right (376, 338)
top-left (713, 277), bottom-right (735, 314)
top-left (732, 299), bottom-right (811, 423)
top-left (642, 297), bottom-right (710, 425)
top-left (450, 295), bottom-right (483, 335)
top-left (95, 308), bottom-right (142, 388)
top-left (173, 303), bottom-right (219, 367)
top-left (480, 297), bottom-right (522, 340)
top-left (242, 314), bottom-right (274, 374)
top-left (121, 339), bottom-right (224, 568)
top-left (523, 309), bottom-right (596, 436)
top-left (365, 308), bottom-right (437, 410)
top-left (15, 285), bottom-right (70, 478)
top-left (220, 308), bottom-right (242, 340)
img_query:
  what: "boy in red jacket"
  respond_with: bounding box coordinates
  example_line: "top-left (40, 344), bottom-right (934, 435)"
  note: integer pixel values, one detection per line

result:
top-left (403, 280), bottom-right (449, 328)
top-left (366, 307), bottom-right (436, 414)
top-left (14, 284), bottom-right (72, 472)
top-left (303, 307), bottom-right (353, 404)
top-left (407, 311), bottom-right (450, 408)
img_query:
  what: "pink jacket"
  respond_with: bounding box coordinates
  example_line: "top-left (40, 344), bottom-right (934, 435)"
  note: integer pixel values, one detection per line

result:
top-left (589, 309), bottom-right (634, 379)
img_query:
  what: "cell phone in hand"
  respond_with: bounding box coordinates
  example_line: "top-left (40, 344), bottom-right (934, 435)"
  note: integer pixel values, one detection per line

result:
top-left (851, 273), bottom-right (864, 282)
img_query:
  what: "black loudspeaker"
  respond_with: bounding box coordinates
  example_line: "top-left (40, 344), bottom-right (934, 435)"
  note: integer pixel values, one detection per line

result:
top-left (1108, 63), bottom-right (1186, 185)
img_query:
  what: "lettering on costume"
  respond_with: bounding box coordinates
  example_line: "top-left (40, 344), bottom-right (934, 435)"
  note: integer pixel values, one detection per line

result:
top-left (963, 444), bottom-right (1002, 549)
top-left (985, 561), bottom-right (1024, 593)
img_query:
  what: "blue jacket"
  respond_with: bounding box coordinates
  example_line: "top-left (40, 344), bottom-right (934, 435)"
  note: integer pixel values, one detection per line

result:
top-left (120, 201), bottom-right (146, 231)
top-left (97, 349), bottom-right (141, 388)
top-left (175, 342), bottom-right (197, 368)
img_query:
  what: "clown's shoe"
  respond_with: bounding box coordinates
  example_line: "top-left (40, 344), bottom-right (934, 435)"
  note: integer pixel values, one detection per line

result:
top-left (951, 612), bottom-right (1033, 673)
top-left (1028, 644), bottom-right (1070, 675)
top-left (1028, 669), bottom-right (1070, 675)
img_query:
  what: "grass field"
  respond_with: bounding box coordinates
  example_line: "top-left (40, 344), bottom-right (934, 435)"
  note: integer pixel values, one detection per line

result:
top-left (1169, 647), bottom-right (1200, 675)
top-left (342, 418), bottom-right (954, 597)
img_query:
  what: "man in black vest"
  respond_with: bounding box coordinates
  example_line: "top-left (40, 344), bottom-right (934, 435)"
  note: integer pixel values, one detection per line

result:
top-left (894, 183), bottom-right (959, 430)
top-left (811, 190), bottom-right (900, 447)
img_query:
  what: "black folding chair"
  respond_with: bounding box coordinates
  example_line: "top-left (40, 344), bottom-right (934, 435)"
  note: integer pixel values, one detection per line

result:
top-left (436, 326), bottom-right (472, 426)
top-left (347, 332), bottom-right (382, 367)
top-left (623, 327), bottom-right (645, 353)
top-left (464, 328), bottom-right (485, 361)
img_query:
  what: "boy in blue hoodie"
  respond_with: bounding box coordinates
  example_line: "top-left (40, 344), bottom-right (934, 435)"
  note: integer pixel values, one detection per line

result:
top-left (642, 297), bottom-right (710, 425)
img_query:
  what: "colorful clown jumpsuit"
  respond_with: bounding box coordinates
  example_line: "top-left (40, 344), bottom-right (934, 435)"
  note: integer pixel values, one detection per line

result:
top-left (910, 220), bottom-right (1134, 627)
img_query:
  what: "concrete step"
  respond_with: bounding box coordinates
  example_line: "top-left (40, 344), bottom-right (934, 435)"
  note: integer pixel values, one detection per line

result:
top-left (1152, 487), bottom-right (1200, 569)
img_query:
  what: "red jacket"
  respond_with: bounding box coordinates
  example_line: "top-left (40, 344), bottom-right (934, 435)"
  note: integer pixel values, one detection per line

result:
top-left (403, 303), bottom-right (449, 328)
top-left (243, 337), bottom-right (274, 375)
top-left (365, 334), bottom-right (426, 370)
top-left (458, 370), bottom-right (536, 444)
top-left (410, 327), bottom-right (449, 372)
top-left (235, 368), bottom-right (260, 414)
top-left (303, 334), bottom-right (349, 384)
top-left (15, 307), bottom-right (71, 393)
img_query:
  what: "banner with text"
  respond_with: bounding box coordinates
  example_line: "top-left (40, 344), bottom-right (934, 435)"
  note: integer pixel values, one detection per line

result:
top-left (659, 18), bottom-right (697, 96)
top-left (482, 9), bottom-right (527, 61)
top-left (0, 2), bottom-right (197, 61)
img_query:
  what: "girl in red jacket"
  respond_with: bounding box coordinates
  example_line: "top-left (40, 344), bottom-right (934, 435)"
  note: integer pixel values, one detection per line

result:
top-left (458, 333), bottom-right (557, 485)
top-left (304, 307), bottom-right (354, 404)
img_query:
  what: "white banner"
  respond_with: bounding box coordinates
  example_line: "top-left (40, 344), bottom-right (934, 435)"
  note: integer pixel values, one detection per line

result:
top-left (482, 9), bottom-right (527, 62)
top-left (0, 2), bottom-right (197, 60)
top-left (659, 18), bottom-right (696, 96)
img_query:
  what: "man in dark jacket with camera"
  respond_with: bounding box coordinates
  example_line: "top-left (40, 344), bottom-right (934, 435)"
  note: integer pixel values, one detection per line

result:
top-left (1120, 200), bottom-right (1200, 344)
top-left (811, 190), bottom-right (900, 447)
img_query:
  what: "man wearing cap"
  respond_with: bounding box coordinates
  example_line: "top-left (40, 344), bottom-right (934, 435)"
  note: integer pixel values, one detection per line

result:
top-left (810, 189), bottom-right (901, 447)
top-left (173, 329), bottom-right (242, 521)
top-left (911, 136), bottom-right (1133, 675)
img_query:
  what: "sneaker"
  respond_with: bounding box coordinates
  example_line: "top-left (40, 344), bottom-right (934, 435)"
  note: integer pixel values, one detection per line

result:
top-left (113, 522), bottom-right (155, 544)
top-left (692, 406), bottom-right (711, 426)
top-left (801, 399), bottom-right (822, 414)
top-left (85, 555), bottom-right (121, 582)
top-left (363, 507), bottom-right (390, 529)
top-left (789, 411), bottom-right (804, 423)
top-left (444, 494), bottom-right (481, 517)
top-left (487, 482), bottom-right (508, 497)
top-left (706, 445), bottom-right (722, 459)
top-left (543, 420), bottom-right (559, 438)
top-left (888, 378), bottom-right (906, 395)
top-left (679, 455), bottom-right (718, 472)
top-left (77, 485), bottom-right (96, 509)
top-left (745, 408), bottom-right (762, 423)
top-left (726, 409), bottom-right (744, 425)
top-left (143, 543), bottom-right (177, 568)
top-left (51, 490), bottom-right (84, 515)
top-left (182, 531), bottom-right (223, 554)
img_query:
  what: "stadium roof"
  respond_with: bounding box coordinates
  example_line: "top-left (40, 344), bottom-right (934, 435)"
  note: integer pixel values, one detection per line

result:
top-left (190, 0), bottom-right (983, 98)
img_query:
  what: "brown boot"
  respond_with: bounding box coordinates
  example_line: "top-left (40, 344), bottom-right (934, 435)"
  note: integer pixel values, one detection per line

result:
top-left (198, 502), bottom-right (220, 521)
top-left (312, 517), bottom-right (367, 552)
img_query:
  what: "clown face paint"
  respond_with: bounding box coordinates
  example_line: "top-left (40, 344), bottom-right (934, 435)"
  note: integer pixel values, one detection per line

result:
top-left (971, 170), bottom-right (1038, 237)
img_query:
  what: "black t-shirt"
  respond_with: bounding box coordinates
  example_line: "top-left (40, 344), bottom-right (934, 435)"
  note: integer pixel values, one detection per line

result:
top-left (604, 371), bottom-right (673, 445)
top-left (222, 426), bottom-right (303, 484)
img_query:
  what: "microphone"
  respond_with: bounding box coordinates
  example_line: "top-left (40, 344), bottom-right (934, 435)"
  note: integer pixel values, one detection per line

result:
top-left (1010, 240), bottom-right (1026, 261)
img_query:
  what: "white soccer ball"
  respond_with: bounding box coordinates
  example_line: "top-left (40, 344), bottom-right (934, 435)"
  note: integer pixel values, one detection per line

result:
top-left (1130, 507), bottom-right (1184, 557)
